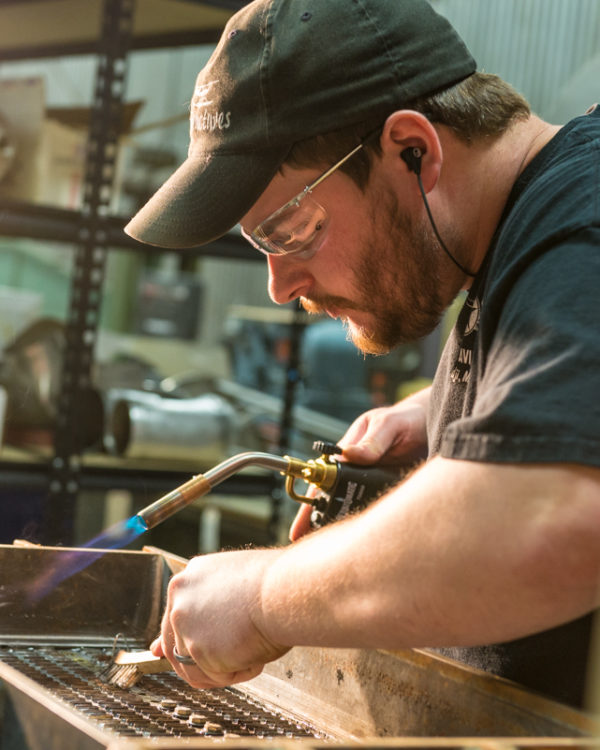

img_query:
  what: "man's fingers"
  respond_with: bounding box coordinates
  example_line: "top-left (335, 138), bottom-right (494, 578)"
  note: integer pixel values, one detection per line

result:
top-left (176, 662), bottom-right (265, 689)
top-left (289, 504), bottom-right (313, 541)
top-left (341, 437), bottom-right (386, 463)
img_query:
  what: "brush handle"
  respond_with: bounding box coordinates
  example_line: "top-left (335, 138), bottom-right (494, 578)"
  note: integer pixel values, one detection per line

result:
top-left (114, 649), bottom-right (171, 673)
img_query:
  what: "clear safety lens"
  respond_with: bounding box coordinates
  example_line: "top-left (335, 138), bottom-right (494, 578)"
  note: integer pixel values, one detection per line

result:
top-left (251, 193), bottom-right (328, 259)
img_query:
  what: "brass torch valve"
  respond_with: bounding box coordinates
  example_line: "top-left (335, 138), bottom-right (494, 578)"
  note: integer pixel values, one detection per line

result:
top-left (283, 441), bottom-right (342, 504)
top-left (284, 441), bottom-right (406, 528)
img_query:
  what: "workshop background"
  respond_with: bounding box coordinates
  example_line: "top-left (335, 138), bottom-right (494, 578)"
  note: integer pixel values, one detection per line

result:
top-left (0, 0), bottom-right (598, 559)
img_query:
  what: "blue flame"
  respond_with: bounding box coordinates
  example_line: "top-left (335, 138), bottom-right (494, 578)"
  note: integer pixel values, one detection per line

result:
top-left (85, 514), bottom-right (147, 549)
top-left (26, 515), bottom-right (148, 604)
top-left (127, 514), bottom-right (148, 535)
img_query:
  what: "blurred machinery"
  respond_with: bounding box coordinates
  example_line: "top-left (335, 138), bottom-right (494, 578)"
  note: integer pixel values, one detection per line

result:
top-left (223, 313), bottom-right (422, 425)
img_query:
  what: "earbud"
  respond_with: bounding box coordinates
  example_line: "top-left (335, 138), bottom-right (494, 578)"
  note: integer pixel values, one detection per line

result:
top-left (401, 146), bottom-right (423, 175)
top-left (400, 145), bottom-right (477, 278)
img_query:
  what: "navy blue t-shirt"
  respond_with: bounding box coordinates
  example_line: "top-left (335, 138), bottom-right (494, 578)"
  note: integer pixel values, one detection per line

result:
top-left (428, 104), bottom-right (600, 707)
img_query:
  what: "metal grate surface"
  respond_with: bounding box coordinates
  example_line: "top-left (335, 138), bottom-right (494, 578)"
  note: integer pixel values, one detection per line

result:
top-left (1, 647), bottom-right (329, 740)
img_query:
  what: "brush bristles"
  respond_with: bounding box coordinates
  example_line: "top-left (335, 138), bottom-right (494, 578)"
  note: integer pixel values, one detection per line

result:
top-left (98, 650), bottom-right (171, 688)
top-left (99, 662), bottom-right (144, 689)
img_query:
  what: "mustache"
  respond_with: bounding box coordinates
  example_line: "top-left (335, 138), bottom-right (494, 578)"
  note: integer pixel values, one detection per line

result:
top-left (300, 294), bottom-right (361, 315)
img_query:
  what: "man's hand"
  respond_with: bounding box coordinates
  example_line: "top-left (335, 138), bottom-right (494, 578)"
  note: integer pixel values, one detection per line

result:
top-left (290, 388), bottom-right (430, 541)
top-left (150, 548), bottom-right (289, 688)
top-left (339, 395), bottom-right (429, 465)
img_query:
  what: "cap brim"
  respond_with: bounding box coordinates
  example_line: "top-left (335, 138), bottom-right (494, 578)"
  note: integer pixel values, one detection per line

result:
top-left (124, 147), bottom-right (288, 249)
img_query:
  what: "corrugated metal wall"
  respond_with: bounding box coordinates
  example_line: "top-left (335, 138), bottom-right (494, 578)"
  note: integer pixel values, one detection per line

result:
top-left (434, 0), bottom-right (600, 122)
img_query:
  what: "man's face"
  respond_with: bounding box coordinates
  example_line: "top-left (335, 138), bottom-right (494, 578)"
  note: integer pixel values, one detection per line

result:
top-left (241, 163), bottom-right (463, 355)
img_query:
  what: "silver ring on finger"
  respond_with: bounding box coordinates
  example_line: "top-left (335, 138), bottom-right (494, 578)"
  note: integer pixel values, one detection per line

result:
top-left (173, 646), bottom-right (195, 665)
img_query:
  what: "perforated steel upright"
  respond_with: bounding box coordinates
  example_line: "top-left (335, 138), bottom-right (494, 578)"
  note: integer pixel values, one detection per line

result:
top-left (45, 0), bottom-right (135, 544)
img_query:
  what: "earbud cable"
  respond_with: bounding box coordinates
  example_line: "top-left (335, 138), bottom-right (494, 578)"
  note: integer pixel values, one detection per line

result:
top-left (416, 173), bottom-right (477, 278)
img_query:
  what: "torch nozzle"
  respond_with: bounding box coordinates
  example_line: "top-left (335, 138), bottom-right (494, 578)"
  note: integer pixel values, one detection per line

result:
top-left (135, 451), bottom-right (295, 530)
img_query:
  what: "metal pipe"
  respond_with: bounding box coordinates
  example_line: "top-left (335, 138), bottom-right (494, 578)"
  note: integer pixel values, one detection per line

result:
top-left (136, 452), bottom-right (293, 530)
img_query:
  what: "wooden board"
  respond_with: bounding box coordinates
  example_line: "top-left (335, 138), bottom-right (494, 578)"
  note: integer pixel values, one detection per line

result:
top-left (0, 0), bottom-right (237, 58)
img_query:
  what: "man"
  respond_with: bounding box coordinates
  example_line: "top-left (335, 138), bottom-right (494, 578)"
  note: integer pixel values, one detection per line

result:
top-left (125, 0), bottom-right (600, 708)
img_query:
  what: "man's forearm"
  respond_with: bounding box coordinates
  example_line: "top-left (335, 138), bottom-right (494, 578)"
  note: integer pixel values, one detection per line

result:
top-left (260, 458), bottom-right (600, 650)
top-left (402, 383), bottom-right (432, 410)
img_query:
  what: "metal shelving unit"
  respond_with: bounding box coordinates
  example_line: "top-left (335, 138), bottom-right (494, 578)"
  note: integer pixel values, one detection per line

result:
top-left (0, 0), bottom-right (286, 546)
top-left (0, 198), bottom-right (256, 259)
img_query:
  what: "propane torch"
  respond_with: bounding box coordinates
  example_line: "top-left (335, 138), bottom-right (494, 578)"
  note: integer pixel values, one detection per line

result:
top-left (135, 441), bottom-right (406, 532)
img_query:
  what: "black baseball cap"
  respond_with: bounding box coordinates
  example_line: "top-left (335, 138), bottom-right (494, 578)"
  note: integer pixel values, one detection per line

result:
top-left (125, 0), bottom-right (476, 249)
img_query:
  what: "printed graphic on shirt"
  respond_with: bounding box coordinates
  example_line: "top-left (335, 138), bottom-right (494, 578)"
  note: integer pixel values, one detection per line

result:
top-left (450, 294), bottom-right (480, 384)
top-left (191, 80), bottom-right (231, 133)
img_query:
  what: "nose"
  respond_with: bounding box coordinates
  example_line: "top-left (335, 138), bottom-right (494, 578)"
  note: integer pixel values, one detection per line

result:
top-left (267, 254), bottom-right (312, 305)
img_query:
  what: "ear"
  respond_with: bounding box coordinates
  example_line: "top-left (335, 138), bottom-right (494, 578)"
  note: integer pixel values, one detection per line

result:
top-left (379, 110), bottom-right (442, 194)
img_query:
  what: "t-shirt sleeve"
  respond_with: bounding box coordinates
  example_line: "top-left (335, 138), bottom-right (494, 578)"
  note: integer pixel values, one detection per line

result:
top-left (439, 227), bottom-right (600, 466)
